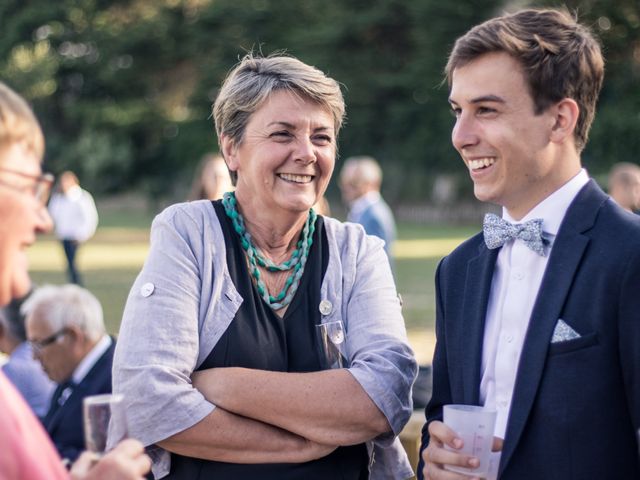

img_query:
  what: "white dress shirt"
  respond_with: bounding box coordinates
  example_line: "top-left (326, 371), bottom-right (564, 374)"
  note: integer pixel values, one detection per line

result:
top-left (57, 335), bottom-right (112, 408)
top-left (480, 169), bottom-right (589, 476)
top-left (72, 335), bottom-right (112, 385)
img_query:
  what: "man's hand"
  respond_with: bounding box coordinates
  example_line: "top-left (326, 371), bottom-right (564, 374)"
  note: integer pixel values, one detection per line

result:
top-left (421, 420), bottom-right (503, 480)
top-left (70, 439), bottom-right (151, 480)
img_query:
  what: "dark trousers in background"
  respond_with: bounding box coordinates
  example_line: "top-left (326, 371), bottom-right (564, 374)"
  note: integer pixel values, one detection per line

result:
top-left (62, 239), bottom-right (82, 285)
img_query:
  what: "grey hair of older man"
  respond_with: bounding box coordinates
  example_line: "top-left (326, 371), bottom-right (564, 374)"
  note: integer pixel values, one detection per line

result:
top-left (21, 284), bottom-right (105, 342)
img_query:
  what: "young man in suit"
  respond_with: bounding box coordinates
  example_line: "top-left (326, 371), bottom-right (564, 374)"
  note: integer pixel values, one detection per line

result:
top-left (24, 284), bottom-right (115, 463)
top-left (419, 8), bottom-right (640, 480)
top-left (0, 80), bottom-right (148, 479)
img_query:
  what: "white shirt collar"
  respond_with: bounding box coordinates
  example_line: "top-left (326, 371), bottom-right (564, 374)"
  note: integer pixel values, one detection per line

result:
top-left (72, 335), bottom-right (112, 384)
top-left (503, 168), bottom-right (589, 236)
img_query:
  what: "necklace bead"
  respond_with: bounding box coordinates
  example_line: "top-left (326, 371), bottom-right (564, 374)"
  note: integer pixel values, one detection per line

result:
top-left (222, 192), bottom-right (316, 310)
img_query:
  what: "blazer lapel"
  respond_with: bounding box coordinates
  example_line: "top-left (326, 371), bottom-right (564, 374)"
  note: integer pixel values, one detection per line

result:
top-left (499, 180), bottom-right (606, 474)
top-left (460, 244), bottom-right (498, 404)
top-left (42, 339), bottom-right (115, 434)
top-left (44, 380), bottom-right (77, 432)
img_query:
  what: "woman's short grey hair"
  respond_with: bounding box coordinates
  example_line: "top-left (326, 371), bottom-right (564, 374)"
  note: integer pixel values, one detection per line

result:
top-left (22, 284), bottom-right (105, 342)
top-left (213, 53), bottom-right (345, 182)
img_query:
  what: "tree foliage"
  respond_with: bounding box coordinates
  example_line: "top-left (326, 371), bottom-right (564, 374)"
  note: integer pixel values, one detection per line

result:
top-left (0, 0), bottom-right (637, 202)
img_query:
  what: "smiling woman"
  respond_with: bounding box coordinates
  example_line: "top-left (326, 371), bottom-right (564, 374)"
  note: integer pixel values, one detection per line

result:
top-left (113, 53), bottom-right (417, 480)
top-left (0, 81), bottom-right (151, 480)
top-left (0, 84), bottom-right (53, 307)
top-left (221, 89), bottom-right (335, 223)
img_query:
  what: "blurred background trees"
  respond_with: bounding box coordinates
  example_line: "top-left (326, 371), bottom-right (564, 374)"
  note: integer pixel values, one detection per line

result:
top-left (1, 0), bottom-right (638, 206)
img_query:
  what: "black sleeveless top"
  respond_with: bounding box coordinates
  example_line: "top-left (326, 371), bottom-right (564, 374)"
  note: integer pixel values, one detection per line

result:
top-left (166, 201), bottom-right (368, 480)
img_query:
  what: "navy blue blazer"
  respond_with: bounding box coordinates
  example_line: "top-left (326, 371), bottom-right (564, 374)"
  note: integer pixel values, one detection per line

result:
top-left (43, 339), bottom-right (115, 462)
top-left (419, 181), bottom-right (640, 479)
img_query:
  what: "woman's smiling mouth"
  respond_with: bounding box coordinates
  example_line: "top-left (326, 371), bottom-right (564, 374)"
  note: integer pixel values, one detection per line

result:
top-left (277, 173), bottom-right (314, 184)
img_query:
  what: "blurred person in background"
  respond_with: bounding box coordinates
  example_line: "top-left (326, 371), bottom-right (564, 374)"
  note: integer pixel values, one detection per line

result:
top-left (113, 53), bottom-right (416, 480)
top-left (608, 162), bottom-right (640, 213)
top-left (0, 81), bottom-right (149, 479)
top-left (24, 284), bottom-right (115, 463)
top-left (48, 171), bottom-right (98, 286)
top-left (188, 153), bottom-right (234, 201)
top-left (339, 156), bottom-right (397, 265)
top-left (0, 289), bottom-right (55, 419)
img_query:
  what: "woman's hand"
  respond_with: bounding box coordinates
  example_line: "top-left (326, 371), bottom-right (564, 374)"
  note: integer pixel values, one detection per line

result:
top-left (70, 439), bottom-right (151, 480)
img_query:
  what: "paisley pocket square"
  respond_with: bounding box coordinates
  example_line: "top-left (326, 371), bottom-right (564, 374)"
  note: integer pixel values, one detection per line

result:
top-left (551, 319), bottom-right (581, 343)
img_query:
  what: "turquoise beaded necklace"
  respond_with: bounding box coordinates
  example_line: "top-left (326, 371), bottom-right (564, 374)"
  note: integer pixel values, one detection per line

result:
top-left (222, 191), bottom-right (317, 310)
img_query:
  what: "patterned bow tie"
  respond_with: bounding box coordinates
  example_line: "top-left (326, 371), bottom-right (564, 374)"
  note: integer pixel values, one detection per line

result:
top-left (483, 213), bottom-right (548, 256)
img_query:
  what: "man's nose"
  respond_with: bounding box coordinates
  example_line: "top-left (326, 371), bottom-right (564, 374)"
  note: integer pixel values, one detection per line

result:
top-left (451, 113), bottom-right (480, 152)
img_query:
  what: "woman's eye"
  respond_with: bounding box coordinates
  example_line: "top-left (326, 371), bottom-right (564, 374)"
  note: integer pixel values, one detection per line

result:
top-left (271, 131), bottom-right (292, 139)
top-left (313, 135), bottom-right (332, 145)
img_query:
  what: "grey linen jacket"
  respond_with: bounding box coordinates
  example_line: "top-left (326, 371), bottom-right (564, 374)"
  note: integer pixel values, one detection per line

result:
top-left (112, 200), bottom-right (418, 479)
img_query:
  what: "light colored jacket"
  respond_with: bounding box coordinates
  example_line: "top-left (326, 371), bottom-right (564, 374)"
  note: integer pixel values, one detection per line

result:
top-left (112, 200), bottom-right (417, 479)
top-left (48, 185), bottom-right (98, 242)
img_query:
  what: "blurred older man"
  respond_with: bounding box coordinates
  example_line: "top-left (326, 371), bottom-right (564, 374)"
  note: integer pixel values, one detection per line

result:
top-left (0, 80), bottom-right (149, 479)
top-left (24, 284), bottom-right (115, 463)
top-left (608, 162), bottom-right (640, 213)
top-left (339, 156), bottom-right (397, 263)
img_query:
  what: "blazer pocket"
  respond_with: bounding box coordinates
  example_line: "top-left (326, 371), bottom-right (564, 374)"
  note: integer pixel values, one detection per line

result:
top-left (548, 332), bottom-right (598, 355)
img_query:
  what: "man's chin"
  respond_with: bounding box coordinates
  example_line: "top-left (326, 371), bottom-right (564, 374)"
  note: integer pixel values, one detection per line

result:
top-left (10, 277), bottom-right (32, 303)
top-left (0, 290), bottom-right (11, 307)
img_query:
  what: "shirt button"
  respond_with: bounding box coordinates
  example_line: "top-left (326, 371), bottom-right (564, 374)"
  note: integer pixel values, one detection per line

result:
top-left (514, 271), bottom-right (524, 280)
top-left (140, 282), bottom-right (155, 297)
top-left (506, 334), bottom-right (514, 343)
top-left (319, 300), bottom-right (333, 316)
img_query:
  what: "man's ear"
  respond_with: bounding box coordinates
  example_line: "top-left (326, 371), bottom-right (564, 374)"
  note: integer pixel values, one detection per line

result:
top-left (550, 98), bottom-right (579, 144)
top-left (220, 134), bottom-right (239, 172)
top-left (64, 325), bottom-right (83, 344)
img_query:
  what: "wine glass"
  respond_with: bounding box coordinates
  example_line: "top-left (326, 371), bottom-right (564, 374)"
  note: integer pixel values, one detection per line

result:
top-left (83, 393), bottom-right (128, 458)
top-left (315, 320), bottom-right (346, 369)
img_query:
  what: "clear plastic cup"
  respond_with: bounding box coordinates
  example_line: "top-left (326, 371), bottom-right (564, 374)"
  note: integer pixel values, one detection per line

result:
top-left (443, 404), bottom-right (497, 477)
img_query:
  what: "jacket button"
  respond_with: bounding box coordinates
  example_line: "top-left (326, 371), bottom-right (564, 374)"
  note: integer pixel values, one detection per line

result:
top-left (140, 282), bottom-right (155, 297)
top-left (319, 300), bottom-right (332, 316)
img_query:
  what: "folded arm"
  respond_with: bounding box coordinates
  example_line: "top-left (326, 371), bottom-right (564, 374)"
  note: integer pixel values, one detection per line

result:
top-left (158, 405), bottom-right (335, 463)
top-left (192, 367), bottom-right (390, 445)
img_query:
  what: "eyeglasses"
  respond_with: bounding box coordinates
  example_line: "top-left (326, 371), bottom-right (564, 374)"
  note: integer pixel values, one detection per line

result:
top-left (30, 328), bottom-right (69, 353)
top-left (0, 167), bottom-right (55, 205)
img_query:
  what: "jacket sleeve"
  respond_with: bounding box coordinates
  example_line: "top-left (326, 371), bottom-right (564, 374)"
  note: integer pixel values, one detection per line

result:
top-left (341, 228), bottom-right (418, 446)
top-left (111, 205), bottom-right (215, 448)
top-left (417, 258), bottom-right (452, 479)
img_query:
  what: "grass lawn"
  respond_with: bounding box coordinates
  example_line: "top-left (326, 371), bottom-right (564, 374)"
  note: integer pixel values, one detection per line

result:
top-left (28, 208), bottom-right (478, 362)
